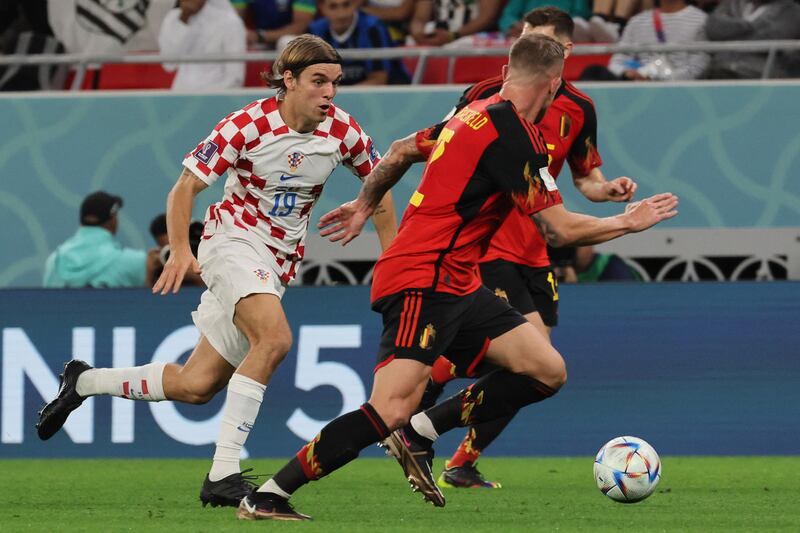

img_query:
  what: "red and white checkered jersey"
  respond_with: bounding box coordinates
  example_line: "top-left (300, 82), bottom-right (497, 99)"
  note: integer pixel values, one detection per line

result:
top-left (183, 96), bottom-right (380, 283)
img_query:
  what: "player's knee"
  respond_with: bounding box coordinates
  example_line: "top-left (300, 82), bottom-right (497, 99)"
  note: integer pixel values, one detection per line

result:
top-left (249, 333), bottom-right (293, 368)
top-left (517, 352), bottom-right (566, 390)
top-left (383, 411), bottom-right (412, 431)
top-left (372, 401), bottom-right (414, 431)
top-left (541, 357), bottom-right (567, 390)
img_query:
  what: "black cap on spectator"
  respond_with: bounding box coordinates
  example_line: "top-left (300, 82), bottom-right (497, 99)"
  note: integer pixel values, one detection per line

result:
top-left (80, 191), bottom-right (123, 226)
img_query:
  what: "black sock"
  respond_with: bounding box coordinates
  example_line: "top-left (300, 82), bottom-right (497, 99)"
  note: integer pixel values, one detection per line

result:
top-left (425, 370), bottom-right (557, 436)
top-left (471, 413), bottom-right (515, 450)
top-left (401, 420), bottom-right (434, 450)
top-left (271, 402), bottom-right (389, 495)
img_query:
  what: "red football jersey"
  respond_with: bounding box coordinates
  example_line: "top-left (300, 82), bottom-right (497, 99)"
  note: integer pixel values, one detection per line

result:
top-left (371, 94), bottom-right (563, 303)
top-left (427, 76), bottom-right (603, 268)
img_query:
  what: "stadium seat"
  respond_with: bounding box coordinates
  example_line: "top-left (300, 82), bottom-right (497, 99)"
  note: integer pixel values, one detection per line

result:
top-left (63, 68), bottom-right (99, 90)
top-left (452, 56), bottom-right (506, 84)
top-left (63, 63), bottom-right (174, 90)
top-left (96, 63), bottom-right (174, 90)
top-left (245, 62), bottom-right (271, 88)
top-left (402, 56), bottom-right (451, 84)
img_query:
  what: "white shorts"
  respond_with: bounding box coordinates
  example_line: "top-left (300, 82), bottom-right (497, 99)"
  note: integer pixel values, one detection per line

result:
top-left (191, 230), bottom-right (287, 368)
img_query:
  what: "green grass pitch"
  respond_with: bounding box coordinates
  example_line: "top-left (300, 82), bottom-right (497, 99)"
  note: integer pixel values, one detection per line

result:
top-left (3, 457), bottom-right (799, 532)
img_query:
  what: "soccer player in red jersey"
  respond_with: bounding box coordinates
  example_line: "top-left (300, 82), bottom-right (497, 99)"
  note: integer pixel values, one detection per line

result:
top-left (420, 7), bottom-right (640, 490)
top-left (236, 33), bottom-right (677, 520)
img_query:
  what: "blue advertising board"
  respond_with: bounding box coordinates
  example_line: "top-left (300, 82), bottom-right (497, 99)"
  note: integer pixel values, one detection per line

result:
top-left (1, 282), bottom-right (799, 458)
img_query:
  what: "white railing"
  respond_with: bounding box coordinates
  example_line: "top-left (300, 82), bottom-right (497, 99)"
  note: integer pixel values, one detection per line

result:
top-left (298, 228), bottom-right (800, 283)
top-left (0, 40), bottom-right (798, 88)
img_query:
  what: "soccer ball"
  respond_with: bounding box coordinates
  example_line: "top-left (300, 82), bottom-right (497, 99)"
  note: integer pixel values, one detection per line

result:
top-left (594, 436), bottom-right (661, 503)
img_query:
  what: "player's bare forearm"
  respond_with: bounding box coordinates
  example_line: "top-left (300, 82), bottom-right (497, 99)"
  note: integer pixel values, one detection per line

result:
top-left (533, 193), bottom-right (677, 247)
top-left (318, 136), bottom-right (422, 246)
top-left (166, 168), bottom-right (207, 254)
top-left (534, 210), bottom-right (630, 247)
top-left (359, 134), bottom-right (424, 208)
top-left (573, 168), bottom-right (637, 203)
top-left (371, 191), bottom-right (398, 251)
top-left (573, 168), bottom-right (609, 202)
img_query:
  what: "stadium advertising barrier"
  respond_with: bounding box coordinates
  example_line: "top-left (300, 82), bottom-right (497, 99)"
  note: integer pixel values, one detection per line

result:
top-left (2, 82), bottom-right (800, 287)
top-left (2, 283), bottom-right (799, 458)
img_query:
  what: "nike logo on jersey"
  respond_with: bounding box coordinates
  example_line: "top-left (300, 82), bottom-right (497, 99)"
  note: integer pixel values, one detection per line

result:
top-left (237, 422), bottom-right (254, 432)
top-left (279, 174), bottom-right (301, 181)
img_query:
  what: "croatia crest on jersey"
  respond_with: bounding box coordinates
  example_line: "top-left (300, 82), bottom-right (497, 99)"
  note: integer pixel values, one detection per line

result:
top-left (287, 152), bottom-right (304, 171)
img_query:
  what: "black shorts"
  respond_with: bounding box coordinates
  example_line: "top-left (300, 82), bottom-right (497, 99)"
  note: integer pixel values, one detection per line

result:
top-left (479, 259), bottom-right (559, 327)
top-left (372, 286), bottom-right (527, 374)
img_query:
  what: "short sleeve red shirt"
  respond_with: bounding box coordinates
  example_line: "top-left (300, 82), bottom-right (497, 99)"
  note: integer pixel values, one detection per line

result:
top-left (372, 94), bottom-right (562, 302)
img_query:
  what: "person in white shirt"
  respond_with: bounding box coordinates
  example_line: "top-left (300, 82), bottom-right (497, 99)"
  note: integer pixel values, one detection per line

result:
top-left (49, 0), bottom-right (175, 55)
top-left (159, 0), bottom-right (247, 90)
top-left (36, 35), bottom-right (398, 512)
top-left (597, 0), bottom-right (709, 80)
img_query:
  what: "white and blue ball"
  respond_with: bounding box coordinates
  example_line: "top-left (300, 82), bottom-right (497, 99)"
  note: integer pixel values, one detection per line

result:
top-left (594, 436), bottom-right (661, 503)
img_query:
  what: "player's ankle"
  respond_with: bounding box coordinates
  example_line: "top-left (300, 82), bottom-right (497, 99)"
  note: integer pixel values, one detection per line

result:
top-left (447, 451), bottom-right (480, 470)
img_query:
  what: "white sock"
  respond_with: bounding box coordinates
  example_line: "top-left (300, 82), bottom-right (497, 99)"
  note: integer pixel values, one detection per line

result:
top-left (75, 363), bottom-right (166, 401)
top-left (410, 412), bottom-right (440, 442)
top-left (257, 478), bottom-right (291, 498)
top-left (208, 373), bottom-right (266, 482)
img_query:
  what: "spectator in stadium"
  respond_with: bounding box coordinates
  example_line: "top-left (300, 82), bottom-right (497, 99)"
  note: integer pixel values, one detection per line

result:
top-left (409, 0), bottom-right (503, 46)
top-left (582, 0), bottom-right (709, 80)
top-left (580, 0), bottom-right (655, 42)
top-left (696, 0), bottom-right (722, 13)
top-left (149, 214), bottom-right (206, 287)
top-left (549, 245), bottom-right (640, 282)
top-left (704, 0), bottom-right (800, 79)
top-left (361, 0), bottom-right (417, 44)
top-left (500, 0), bottom-right (591, 38)
top-left (237, 34), bottom-right (678, 521)
top-left (43, 191), bottom-right (159, 288)
top-left (159, 0), bottom-right (246, 90)
top-left (573, 246), bottom-right (640, 280)
top-left (235, 0), bottom-right (316, 49)
top-left (48, 0), bottom-right (174, 55)
top-left (45, 0), bottom-right (174, 89)
top-left (0, 0), bottom-right (64, 91)
top-left (310, 0), bottom-right (409, 85)
top-left (149, 213), bottom-right (171, 249)
top-left (36, 35), bottom-right (398, 515)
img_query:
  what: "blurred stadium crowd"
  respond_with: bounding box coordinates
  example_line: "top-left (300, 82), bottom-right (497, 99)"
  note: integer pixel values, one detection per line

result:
top-left (1, 0), bottom-right (799, 91)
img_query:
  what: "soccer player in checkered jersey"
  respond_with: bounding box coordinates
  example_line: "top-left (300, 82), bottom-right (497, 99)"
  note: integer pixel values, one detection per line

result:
top-left (236, 34), bottom-right (677, 520)
top-left (418, 6), bottom-right (641, 491)
top-left (35, 35), bottom-right (397, 508)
